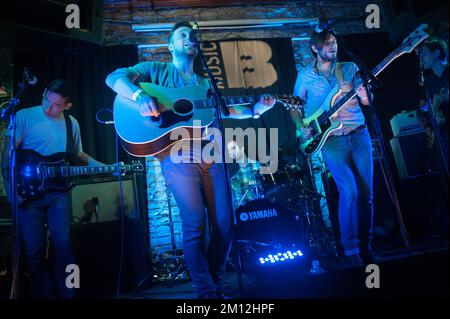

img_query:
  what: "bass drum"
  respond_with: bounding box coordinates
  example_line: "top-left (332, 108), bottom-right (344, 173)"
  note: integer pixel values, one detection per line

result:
top-left (235, 199), bottom-right (303, 246)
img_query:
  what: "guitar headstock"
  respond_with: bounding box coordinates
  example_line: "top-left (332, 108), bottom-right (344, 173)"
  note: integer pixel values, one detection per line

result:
top-left (277, 95), bottom-right (305, 111)
top-left (399, 24), bottom-right (431, 55)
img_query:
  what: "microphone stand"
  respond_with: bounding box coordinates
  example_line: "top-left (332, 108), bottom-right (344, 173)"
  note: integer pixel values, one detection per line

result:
top-left (192, 23), bottom-right (244, 294)
top-left (418, 62), bottom-right (449, 179)
top-left (332, 30), bottom-right (412, 253)
top-left (1, 68), bottom-right (28, 299)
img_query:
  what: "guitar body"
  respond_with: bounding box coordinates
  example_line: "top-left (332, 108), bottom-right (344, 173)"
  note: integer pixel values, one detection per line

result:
top-left (300, 85), bottom-right (344, 155)
top-left (113, 83), bottom-right (215, 157)
top-left (16, 149), bottom-right (73, 201)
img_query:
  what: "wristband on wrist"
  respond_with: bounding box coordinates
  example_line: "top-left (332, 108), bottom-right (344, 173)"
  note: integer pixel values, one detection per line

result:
top-left (132, 89), bottom-right (144, 102)
top-left (251, 106), bottom-right (260, 119)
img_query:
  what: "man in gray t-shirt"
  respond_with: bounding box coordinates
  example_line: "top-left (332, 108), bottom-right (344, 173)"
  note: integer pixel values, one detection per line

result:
top-left (106, 21), bottom-right (276, 299)
top-left (1, 79), bottom-right (102, 298)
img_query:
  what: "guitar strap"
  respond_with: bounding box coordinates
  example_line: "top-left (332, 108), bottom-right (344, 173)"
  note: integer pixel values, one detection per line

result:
top-left (63, 111), bottom-right (77, 165)
top-left (334, 62), bottom-right (345, 88)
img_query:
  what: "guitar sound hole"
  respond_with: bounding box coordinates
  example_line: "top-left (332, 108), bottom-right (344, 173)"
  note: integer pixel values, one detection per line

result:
top-left (173, 99), bottom-right (193, 115)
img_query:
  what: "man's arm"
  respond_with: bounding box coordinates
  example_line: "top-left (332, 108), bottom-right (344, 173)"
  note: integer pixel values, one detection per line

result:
top-left (106, 62), bottom-right (159, 117)
top-left (356, 84), bottom-right (371, 106)
top-left (290, 72), bottom-right (307, 132)
top-left (76, 151), bottom-right (104, 167)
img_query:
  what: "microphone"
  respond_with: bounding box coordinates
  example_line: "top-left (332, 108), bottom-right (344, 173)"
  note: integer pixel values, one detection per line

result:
top-left (189, 29), bottom-right (199, 47)
top-left (314, 18), bottom-right (335, 33)
top-left (24, 67), bottom-right (38, 86)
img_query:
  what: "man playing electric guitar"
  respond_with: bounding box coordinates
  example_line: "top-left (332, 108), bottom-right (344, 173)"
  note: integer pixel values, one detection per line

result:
top-left (290, 29), bottom-right (374, 267)
top-left (1, 79), bottom-right (103, 298)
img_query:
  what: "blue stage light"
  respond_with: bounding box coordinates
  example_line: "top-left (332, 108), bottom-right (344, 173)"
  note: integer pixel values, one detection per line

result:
top-left (257, 248), bottom-right (304, 266)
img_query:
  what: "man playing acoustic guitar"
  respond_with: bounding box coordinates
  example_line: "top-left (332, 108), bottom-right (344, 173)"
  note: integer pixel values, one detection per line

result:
top-left (106, 21), bottom-right (276, 299)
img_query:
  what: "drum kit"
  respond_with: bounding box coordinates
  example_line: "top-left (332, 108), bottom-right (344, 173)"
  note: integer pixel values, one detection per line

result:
top-left (230, 149), bottom-right (338, 259)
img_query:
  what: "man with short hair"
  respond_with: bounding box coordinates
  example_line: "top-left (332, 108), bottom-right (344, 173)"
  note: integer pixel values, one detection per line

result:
top-left (106, 21), bottom-right (276, 298)
top-left (1, 79), bottom-right (103, 298)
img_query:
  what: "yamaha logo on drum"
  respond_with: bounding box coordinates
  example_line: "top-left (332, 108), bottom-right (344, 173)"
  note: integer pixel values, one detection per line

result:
top-left (240, 208), bottom-right (278, 222)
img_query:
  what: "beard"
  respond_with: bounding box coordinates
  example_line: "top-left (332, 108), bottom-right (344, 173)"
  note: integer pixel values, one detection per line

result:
top-left (174, 45), bottom-right (198, 58)
top-left (318, 50), bottom-right (337, 62)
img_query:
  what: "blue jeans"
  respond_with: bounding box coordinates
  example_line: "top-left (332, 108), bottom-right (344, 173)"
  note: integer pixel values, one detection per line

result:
top-left (161, 159), bottom-right (232, 298)
top-left (322, 128), bottom-right (374, 256)
top-left (18, 192), bottom-right (75, 299)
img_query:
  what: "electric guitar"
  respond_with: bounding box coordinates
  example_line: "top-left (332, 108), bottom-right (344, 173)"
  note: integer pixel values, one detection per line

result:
top-left (284, 24), bottom-right (431, 156)
top-left (14, 149), bottom-right (144, 202)
top-left (113, 83), bottom-right (304, 156)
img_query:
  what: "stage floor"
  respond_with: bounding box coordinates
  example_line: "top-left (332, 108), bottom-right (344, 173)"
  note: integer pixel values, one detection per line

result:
top-left (117, 237), bottom-right (448, 299)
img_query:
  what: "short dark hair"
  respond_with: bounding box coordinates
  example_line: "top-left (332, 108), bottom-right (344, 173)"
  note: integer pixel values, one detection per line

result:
top-left (424, 37), bottom-right (448, 61)
top-left (45, 79), bottom-right (72, 102)
top-left (168, 21), bottom-right (194, 44)
top-left (309, 30), bottom-right (335, 58)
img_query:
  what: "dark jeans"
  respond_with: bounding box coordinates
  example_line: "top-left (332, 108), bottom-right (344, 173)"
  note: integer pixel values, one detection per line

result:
top-left (161, 159), bottom-right (232, 298)
top-left (322, 128), bottom-right (374, 256)
top-left (18, 192), bottom-right (75, 299)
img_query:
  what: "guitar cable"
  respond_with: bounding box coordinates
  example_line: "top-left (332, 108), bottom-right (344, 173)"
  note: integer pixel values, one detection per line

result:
top-left (95, 108), bottom-right (114, 125)
top-left (114, 131), bottom-right (126, 299)
top-left (95, 107), bottom-right (125, 299)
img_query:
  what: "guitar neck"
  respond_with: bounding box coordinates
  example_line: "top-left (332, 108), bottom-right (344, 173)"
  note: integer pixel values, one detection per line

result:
top-left (68, 164), bottom-right (128, 176)
top-left (194, 95), bottom-right (262, 109)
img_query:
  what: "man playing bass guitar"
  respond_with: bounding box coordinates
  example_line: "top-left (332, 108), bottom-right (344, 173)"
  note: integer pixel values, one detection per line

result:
top-left (290, 29), bottom-right (374, 267)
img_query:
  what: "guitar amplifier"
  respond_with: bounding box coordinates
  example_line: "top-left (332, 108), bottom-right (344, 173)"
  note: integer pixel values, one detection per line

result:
top-left (390, 132), bottom-right (437, 180)
top-left (69, 175), bottom-right (139, 224)
top-left (390, 111), bottom-right (423, 137)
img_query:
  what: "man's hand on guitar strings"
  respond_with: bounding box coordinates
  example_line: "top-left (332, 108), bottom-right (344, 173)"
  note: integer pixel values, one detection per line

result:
top-left (136, 92), bottom-right (160, 117)
top-left (253, 94), bottom-right (277, 117)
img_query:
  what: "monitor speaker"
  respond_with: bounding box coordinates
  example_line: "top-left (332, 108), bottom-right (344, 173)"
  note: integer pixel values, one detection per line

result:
top-left (70, 175), bottom-right (139, 224)
top-left (68, 175), bottom-right (150, 297)
top-left (390, 132), bottom-right (437, 180)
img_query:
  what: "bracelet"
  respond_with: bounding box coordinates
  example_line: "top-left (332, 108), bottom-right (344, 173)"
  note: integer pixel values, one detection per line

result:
top-left (251, 106), bottom-right (260, 119)
top-left (132, 89), bottom-right (144, 102)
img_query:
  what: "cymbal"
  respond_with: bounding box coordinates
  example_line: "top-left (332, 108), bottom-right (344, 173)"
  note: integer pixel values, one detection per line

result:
top-left (0, 87), bottom-right (9, 97)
